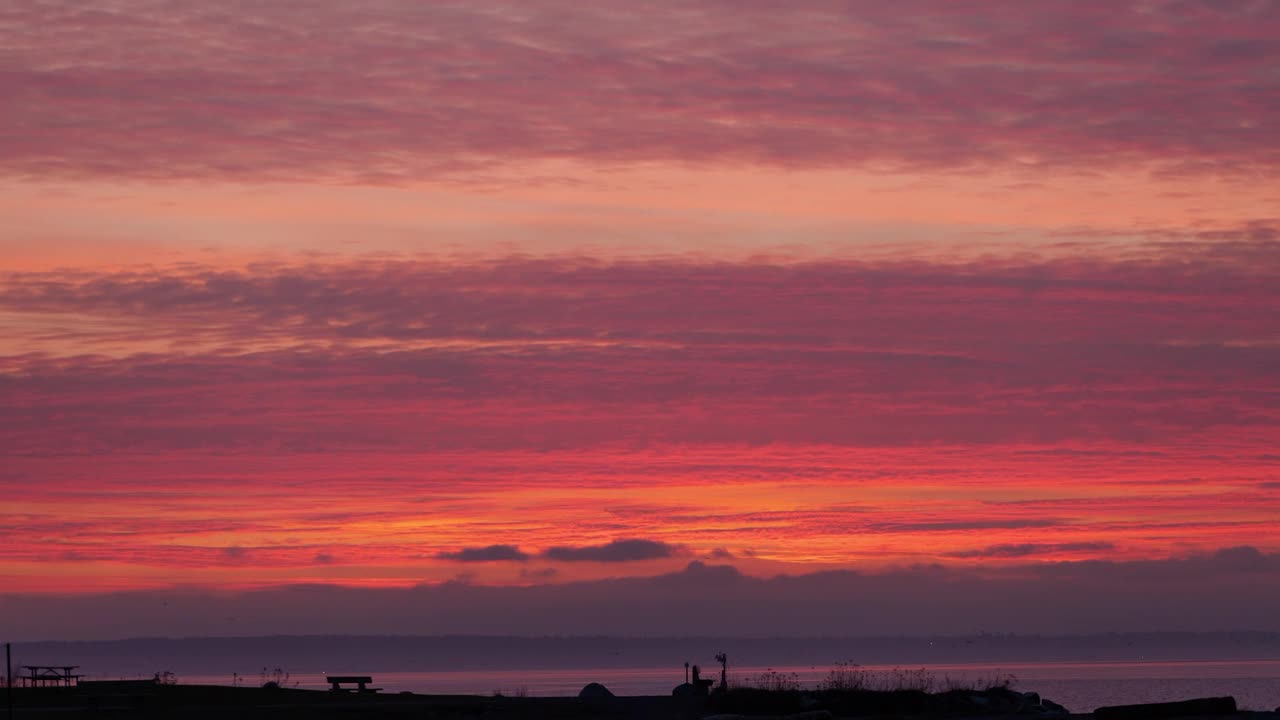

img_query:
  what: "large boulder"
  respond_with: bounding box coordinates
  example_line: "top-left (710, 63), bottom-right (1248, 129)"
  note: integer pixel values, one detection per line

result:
top-left (579, 682), bottom-right (614, 699)
top-left (701, 707), bottom-right (829, 712)
top-left (1041, 697), bottom-right (1068, 715)
top-left (1095, 697), bottom-right (1237, 720)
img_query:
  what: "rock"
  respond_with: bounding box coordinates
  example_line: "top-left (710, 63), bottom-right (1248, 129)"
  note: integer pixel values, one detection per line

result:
top-left (981, 686), bottom-right (1025, 712)
top-left (701, 707), bottom-right (829, 712)
top-left (1094, 696), bottom-right (1237, 720)
top-left (578, 682), bottom-right (614, 699)
top-left (1041, 698), bottom-right (1068, 715)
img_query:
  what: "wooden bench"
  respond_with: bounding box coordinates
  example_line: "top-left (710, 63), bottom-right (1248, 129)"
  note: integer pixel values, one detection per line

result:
top-left (326, 675), bottom-right (381, 693)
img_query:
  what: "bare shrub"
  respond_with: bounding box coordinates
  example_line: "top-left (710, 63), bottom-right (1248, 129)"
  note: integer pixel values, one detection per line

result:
top-left (821, 664), bottom-right (940, 693)
top-left (259, 667), bottom-right (294, 689)
top-left (821, 661), bottom-right (871, 692)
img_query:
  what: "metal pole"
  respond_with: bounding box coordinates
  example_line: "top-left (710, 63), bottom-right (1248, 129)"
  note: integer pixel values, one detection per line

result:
top-left (7, 642), bottom-right (13, 720)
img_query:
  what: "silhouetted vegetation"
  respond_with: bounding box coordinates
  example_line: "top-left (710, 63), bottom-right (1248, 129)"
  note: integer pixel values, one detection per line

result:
top-left (745, 670), bottom-right (803, 692)
top-left (819, 662), bottom-right (1015, 693)
top-left (259, 666), bottom-right (295, 690)
top-left (491, 685), bottom-right (530, 698)
top-left (715, 666), bottom-right (1049, 718)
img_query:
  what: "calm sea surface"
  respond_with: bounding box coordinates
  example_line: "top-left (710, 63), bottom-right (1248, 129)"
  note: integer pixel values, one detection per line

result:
top-left (183, 659), bottom-right (1280, 712)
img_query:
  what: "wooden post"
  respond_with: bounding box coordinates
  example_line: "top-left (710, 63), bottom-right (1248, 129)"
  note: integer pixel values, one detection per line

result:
top-left (7, 642), bottom-right (12, 720)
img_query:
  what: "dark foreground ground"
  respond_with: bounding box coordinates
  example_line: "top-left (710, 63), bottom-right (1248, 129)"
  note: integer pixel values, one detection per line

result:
top-left (7, 685), bottom-right (1278, 720)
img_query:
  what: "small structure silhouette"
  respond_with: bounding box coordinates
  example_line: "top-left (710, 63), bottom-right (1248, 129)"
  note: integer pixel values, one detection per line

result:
top-left (326, 675), bottom-right (381, 693)
top-left (20, 666), bottom-right (82, 688)
top-left (714, 652), bottom-right (728, 693)
top-left (672, 663), bottom-right (716, 696)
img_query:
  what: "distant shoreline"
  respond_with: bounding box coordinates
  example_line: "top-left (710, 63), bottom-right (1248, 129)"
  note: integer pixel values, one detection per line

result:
top-left (15, 632), bottom-right (1280, 675)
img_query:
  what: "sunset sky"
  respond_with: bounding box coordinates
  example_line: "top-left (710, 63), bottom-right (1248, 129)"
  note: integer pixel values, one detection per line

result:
top-left (2, 1), bottom-right (1279, 639)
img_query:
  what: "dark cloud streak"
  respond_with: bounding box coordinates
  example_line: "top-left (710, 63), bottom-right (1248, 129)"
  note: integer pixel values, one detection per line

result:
top-left (436, 545), bottom-right (531, 563)
top-left (543, 539), bottom-right (680, 563)
top-left (946, 542), bottom-right (1117, 558)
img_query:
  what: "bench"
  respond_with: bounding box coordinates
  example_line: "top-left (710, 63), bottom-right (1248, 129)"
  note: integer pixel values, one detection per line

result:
top-left (326, 675), bottom-right (382, 693)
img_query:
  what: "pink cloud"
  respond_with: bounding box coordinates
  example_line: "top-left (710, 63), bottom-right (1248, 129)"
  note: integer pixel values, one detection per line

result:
top-left (0, 246), bottom-right (1276, 592)
top-left (1, 1), bottom-right (1278, 183)
top-left (2, 244), bottom-right (1277, 457)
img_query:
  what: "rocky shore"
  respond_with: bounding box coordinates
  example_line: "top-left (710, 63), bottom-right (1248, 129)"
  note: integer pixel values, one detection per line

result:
top-left (7, 683), bottom-right (1277, 720)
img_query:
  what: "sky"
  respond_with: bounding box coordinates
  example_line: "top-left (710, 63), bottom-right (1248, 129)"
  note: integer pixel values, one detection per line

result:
top-left (1, 1), bottom-right (1279, 640)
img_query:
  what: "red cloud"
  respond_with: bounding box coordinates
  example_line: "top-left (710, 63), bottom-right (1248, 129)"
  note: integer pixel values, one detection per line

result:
top-left (2, 246), bottom-right (1276, 454)
top-left (1, 246), bottom-right (1277, 591)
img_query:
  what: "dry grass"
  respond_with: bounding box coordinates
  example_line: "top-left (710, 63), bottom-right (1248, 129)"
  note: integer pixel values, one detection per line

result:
top-left (819, 662), bottom-right (1015, 693)
top-left (746, 670), bottom-right (804, 692)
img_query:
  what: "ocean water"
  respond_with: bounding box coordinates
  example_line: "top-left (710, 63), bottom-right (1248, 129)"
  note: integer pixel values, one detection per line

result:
top-left (184, 659), bottom-right (1280, 712)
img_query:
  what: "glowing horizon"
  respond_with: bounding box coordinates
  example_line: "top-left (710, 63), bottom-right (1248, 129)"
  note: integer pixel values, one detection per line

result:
top-left (1, 1), bottom-right (1277, 632)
